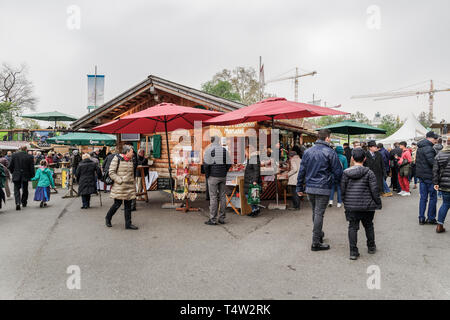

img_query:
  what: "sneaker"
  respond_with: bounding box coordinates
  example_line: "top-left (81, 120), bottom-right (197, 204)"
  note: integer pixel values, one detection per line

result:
top-left (426, 219), bottom-right (438, 225)
top-left (204, 220), bottom-right (217, 226)
top-left (337, 203), bottom-right (342, 208)
top-left (368, 247), bottom-right (377, 254)
top-left (401, 192), bottom-right (411, 196)
top-left (328, 200), bottom-right (333, 207)
top-left (398, 191), bottom-right (405, 195)
top-left (218, 220), bottom-right (226, 225)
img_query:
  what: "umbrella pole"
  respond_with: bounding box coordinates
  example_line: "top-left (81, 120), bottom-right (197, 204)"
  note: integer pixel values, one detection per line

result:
top-left (272, 116), bottom-right (279, 206)
top-left (164, 119), bottom-right (175, 205)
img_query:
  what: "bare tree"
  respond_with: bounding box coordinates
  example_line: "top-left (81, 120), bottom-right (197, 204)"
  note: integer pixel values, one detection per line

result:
top-left (0, 63), bottom-right (37, 110)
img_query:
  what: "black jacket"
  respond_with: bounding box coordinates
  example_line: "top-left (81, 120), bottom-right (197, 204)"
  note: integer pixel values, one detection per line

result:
top-left (71, 154), bottom-right (82, 171)
top-left (203, 144), bottom-right (232, 178)
top-left (364, 150), bottom-right (385, 194)
top-left (244, 153), bottom-right (262, 194)
top-left (136, 155), bottom-right (149, 177)
top-left (433, 146), bottom-right (450, 191)
top-left (416, 139), bottom-right (437, 181)
top-left (344, 147), bottom-right (352, 167)
top-left (389, 147), bottom-right (402, 168)
top-left (296, 140), bottom-right (343, 195)
top-left (75, 159), bottom-right (102, 196)
top-left (102, 153), bottom-right (116, 172)
top-left (8, 151), bottom-right (35, 182)
top-left (341, 166), bottom-right (382, 211)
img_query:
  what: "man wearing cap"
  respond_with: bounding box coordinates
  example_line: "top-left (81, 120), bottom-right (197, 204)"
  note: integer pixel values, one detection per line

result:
top-left (364, 141), bottom-right (385, 196)
top-left (416, 131), bottom-right (439, 225)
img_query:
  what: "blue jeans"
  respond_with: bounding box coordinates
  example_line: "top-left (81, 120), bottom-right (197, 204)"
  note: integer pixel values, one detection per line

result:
top-left (437, 191), bottom-right (450, 225)
top-left (383, 179), bottom-right (391, 193)
top-left (329, 183), bottom-right (342, 203)
top-left (245, 195), bottom-right (259, 213)
top-left (419, 179), bottom-right (437, 221)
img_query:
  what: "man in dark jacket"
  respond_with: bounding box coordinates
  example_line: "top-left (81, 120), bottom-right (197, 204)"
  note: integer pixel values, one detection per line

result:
top-left (416, 131), bottom-right (439, 224)
top-left (296, 129), bottom-right (343, 251)
top-left (377, 143), bottom-right (392, 196)
top-left (136, 149), bottom-right (149, 201)
top-left (75, 153), bottom-right (102, 209)
top-left (8, 146), bottom-right (35, 210)
top-left (244, 145), bottom-right (262, 217)
top-left (102, 147), bottom-right (117, 173)
top-left (364, 141), bottom-right (385, 196)
top-left (343, 143), bottom-right (352, 166)
top-left (433, 140), bottom-right (450, 233)
top-left (389, 143), bottom-right (403, 192)
top-left (203, 136), bottom-right (232, 225)
top-left (341, 148), bottom-right (382, 260)
top-left (71, 150), bottom-right (82, 181)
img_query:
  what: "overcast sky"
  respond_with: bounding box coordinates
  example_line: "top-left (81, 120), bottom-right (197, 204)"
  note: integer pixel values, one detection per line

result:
top-left (1, 0), bottom-right (449, 123)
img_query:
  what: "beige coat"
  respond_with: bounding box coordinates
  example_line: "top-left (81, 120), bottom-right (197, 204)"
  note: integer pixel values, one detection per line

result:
top-left (109, 155), bottom-right (136, 200)
top-left (288, 155), bottom-right (301, 185)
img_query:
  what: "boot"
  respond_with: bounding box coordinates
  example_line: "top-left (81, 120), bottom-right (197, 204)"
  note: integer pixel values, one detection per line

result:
top-left (349, 252), bottom-right (360, 260)
top-left (311, 243), bottom-right (330, 251)
top-left (436, 224), bottom-right (446, 233)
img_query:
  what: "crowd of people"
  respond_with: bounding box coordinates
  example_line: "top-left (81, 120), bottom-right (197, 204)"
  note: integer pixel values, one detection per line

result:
top-left (0, 145), bottom-right (147, 231)
top-left (0, 130), bottom-right (449, 258)
top-left (202, 129), bottom-right (449, 261)
top-left (294, 129), bottom-right (448, 260)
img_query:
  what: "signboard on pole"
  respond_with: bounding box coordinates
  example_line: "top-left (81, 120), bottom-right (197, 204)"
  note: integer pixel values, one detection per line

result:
top-left (87, 74), bottom-right (105, 111)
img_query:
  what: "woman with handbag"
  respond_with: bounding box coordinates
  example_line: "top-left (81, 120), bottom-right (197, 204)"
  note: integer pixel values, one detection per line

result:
top-left (396, 141), bottom-right (412, 196)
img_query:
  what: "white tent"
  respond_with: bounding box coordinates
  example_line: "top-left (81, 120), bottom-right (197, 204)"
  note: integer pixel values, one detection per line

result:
top-left (378, 113), bottom-right (428, 147)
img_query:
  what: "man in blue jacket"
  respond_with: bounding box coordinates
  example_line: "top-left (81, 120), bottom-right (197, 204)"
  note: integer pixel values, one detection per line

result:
top-left (296, 129), bottom-right (343, 251)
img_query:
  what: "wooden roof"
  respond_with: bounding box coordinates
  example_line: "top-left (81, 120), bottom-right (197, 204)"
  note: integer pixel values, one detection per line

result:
top-left (71, 75), bottom-right (246, 130)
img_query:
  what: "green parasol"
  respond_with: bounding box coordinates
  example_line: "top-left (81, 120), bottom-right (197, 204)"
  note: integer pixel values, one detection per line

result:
top-left (22, 111), bottom-right (78, 130)
top-left (47, 132), bottom-right (116, 146)
top-left (316, 120), bottom-right (386, 143)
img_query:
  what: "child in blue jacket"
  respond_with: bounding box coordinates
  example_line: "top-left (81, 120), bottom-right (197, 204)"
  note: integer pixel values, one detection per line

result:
top-left (31, 160), bottom-right (55, 207)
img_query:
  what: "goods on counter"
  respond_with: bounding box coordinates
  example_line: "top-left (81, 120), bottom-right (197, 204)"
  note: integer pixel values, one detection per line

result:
top-left (230, 164), bottom-right (245, 172)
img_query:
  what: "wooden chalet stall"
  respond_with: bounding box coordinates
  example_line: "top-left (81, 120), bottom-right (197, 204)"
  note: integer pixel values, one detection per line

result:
top-left (71, 75), bottom-right (318, 209)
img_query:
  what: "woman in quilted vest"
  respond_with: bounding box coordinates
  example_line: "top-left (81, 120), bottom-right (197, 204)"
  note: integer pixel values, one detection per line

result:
top-left (105, 145), bottom-right (138, 230)
top-left (433, 140), bottom-right (450, 233)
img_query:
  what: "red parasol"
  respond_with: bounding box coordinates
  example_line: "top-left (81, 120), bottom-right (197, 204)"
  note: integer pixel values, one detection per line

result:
top-left (94, 103), bottom-right (222, 133)
top-left (204, 97), bottom-right (349, 208)
top-left (204, 97), bottom-right (348, 126)
top-left (94, 103), bottom-right (223, 204)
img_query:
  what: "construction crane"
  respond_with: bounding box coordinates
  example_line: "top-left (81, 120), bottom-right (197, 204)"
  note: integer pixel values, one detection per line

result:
top-left (351, 80), bottom-right (450, 122)
top-left (259, 57), bottom-right (317, 101)
top-left (263, 67), bottom-right (317, 102)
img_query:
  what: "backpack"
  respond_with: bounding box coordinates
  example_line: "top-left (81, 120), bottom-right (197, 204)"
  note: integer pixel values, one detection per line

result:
top-left (103, 154), bottom-right (121, 185)
top-left (247, 183), bottom-right (261, 205)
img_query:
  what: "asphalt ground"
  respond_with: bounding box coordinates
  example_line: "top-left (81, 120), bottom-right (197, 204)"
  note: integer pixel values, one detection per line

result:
top-left (1, 184), bottom-right (449, 300)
